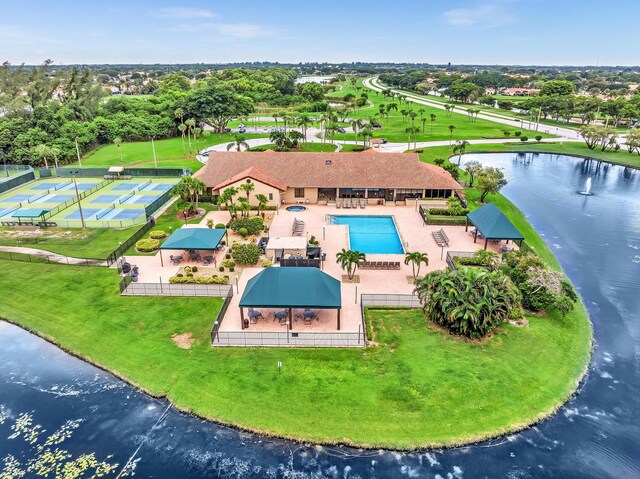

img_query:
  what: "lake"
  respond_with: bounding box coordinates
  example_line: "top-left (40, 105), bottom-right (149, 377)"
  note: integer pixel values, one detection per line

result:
top-left (1, 152), bottom-right (639, 477)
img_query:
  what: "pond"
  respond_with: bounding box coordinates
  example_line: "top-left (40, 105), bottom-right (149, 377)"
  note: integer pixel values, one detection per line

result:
top-left (1, 152), bottom-right (639, 477)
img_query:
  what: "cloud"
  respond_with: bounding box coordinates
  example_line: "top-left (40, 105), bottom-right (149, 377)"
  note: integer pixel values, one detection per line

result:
top-left (443, 2), bottom-right (516, 28)
top-left (154, 7), bottom-right (217, 19)
top-left (167, 22), bottom-right (273, 40)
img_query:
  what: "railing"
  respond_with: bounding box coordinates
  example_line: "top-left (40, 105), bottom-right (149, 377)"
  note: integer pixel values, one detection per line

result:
top-left (210, 288), bottom-right (234, 343)
top-left (119, 280), bottom-right (233, 297)
top-left (360, 293), bottom-right (421, 309)
top-left (445, 251), bottom-right (476, 271)
top-left (279, 258), bottom-right (321, 268)
top-left (213, 330), bottom-right (365, 348)
top-left (106, 219), bottom-right (155, 267)
top-left (418, 205), bottom-right (428, 225)
top-left (54, 167), bottom-right (190, 178)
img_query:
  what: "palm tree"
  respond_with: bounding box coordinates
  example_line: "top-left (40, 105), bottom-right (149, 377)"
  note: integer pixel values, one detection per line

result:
top-left (404, 252), bottom-right (429, 278)
top-left (336, 249), bottom-right (366, 280)
top-left (386, 102), bottom-right (398, 117)
top-left (272, 113), bottom-right (280, 127)
top-left (113, 137), bottom-right (123, 164)
top-left (255, 193), bottom-right (268, 217)
top-left (453, 140), bottom-right (470, 166)
top-left (350, 119), bottom-right (364, 145)
top-left (219, 187), bottom-right (238, 219)
top-left (448, 125), bottom-right (456, 146)
top-left (227, 134), bottom-right (249, 152)
top-left (430, 114), bottom-right (436, 134)
top-left (34, 144), bottom-right (51, 168)
top-left (190, 177), bottom-right (206, 210)
top-left (326, 122), bottom-right (340, 144)
top-left (418, 108), bottom-right (426, 121)
top-left (288, 130), bottom-right (304, 148)
top-left (50, 146), bottom-right (60, 169)
top-left (297, 114), bottom-right (312, 141)
top-left (421, 117), bottom-right (427, 133)
top-left (378, 104), bottom-right (386, 120)
top-left (202, 130), bottom-right (210, 146)
top-left (177, 123), bottom-right (187, 155)
top-left (237, 197), bottom-right (251, 218)
top-left (405, 127), bottom-right (420, 150)
top-left (239, 181), bottom-right (255, 204)
top-left (361, 127), bottom-right (373, 148)
top-left (185, 118), bottom-right (196, 154)
top-left (445, 104), bottom-right (454, 117)
top-left (409, 110), bottom-right (417, 130)
top-left (194, 127), bottom-right (202, 152)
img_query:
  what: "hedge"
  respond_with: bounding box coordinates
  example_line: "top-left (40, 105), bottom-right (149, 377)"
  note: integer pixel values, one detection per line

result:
top-left (428, 208), bottom-right (471, 216)
top-left (135, 238), bottom-right (160, 252)
top-left (426, 215), bottom-right (467, 226)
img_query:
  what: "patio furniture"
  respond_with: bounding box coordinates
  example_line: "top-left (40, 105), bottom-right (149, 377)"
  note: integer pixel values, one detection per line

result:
top-left (382, 261), bottom-right (389, 269)
top-left (501, 245), bottom-right (513, 253)
top-left (336, 201), bottom-right (341, 209)
top-left (203, 255), bottom-right (213, 265)
top-left (394, 262), bottom-right (401, 270)
top-left (170, 255), bottom-right (182, 266)
top-left (275, 310), bottom-right (288, 323)
top-left (189, 251), bottom-right (201, 262)
top-left (303, 309), bottom-right (317, 320)
top-left (248, 309), bottom-right (263, 323)
top-left (432, 228), bottom-right (450, 247)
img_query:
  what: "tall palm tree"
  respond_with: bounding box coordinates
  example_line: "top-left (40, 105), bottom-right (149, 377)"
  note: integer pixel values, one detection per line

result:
top-left (350, 119), bottom-right (364, 145)
top-left (194, 127), bottom-right (202, 152)
top-left (226, 134), bottom-right (249, 152)
top-left (361, 127), bottom-right (372, 148)
top-left (34, 144), bottom-right (51, 168)
top-left (404, 252), bottom-right (429, 278)
top-left (190, 177), bottom-right (206, 210)
top-left (255, 193), bottom-right (268, 217)
top-left (237, 197), bottom-right (250, 218)
top-left (177, 123), bottom-right (187, 156)
top-left (185, 118), bottom-right (196, 154)
top-left (418, 107), bottom-right (426, 121)
top-left (219, 187), bottom-right (238, 219)
top-left (239, 181), bottom-right (255, 203)
top-left (297, 113), bottom-right (312, 141)
top-left (113, 137), bottom-right (123, 164)
top-left (336, 249), bottom-right (366, 280)
top-left (444, 104), bottom-right (454, 117)
top-left (430, 113), bottom-right (436, 134)
top-left (453, 140), bottom-right (470, 166)
top-left (448, 125), bottom-right (456, 146)
top-left (50, 146), bottom-right (60, 169)
top-left (421, 117), bottom-right (427, 133)
top-left (386, 102), bottom-right (398, 117)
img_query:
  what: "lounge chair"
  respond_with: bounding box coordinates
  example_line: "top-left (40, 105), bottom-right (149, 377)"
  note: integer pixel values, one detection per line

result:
top-left (382, 261), bottom-right (389, 269)
top-left (394, 262), bottom-right (401, 270)
top-left (336, 201), bottom-right (341, 209)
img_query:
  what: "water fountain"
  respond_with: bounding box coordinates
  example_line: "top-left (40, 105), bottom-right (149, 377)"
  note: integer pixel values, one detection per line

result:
top-left (578, 176), bottom-right (593, 195)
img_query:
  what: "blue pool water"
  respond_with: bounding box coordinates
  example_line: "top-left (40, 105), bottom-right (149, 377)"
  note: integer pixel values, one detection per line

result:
top-left (332, 215), bottom-right (404, 254)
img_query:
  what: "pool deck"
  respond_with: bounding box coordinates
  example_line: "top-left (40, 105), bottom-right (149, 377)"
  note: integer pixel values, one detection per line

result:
top-left (129, 204), bottom-right (516, 335)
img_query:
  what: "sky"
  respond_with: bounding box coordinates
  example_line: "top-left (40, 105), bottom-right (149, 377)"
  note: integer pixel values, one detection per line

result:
top-left (1, 0), bottom-right (638, 66)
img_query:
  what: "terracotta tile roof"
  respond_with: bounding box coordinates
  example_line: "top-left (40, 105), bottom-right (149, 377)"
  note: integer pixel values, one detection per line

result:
top-left (195, 151), bottom-right (462, 191)
top-left (212, 165), bottom-right (287, 191)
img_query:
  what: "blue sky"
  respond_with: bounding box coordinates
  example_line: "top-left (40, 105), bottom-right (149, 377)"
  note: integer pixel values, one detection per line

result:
top-left (1, 0), bottom-right (637, 66)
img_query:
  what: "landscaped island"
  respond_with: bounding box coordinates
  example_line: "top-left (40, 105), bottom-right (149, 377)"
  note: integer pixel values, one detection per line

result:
top-left (0, 188), bottom-right (592, 448)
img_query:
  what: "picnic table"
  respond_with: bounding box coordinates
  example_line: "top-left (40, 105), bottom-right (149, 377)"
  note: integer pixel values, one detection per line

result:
top-left (203, 255), bottom-right (214, 265)
top-left (275, 310), bottom-right (288, 323)
top-left (248, 310), bottom-right (262, 323)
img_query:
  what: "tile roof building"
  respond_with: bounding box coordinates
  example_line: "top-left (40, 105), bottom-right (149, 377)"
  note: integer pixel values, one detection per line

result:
top-left (195, 151), bottom-right (461, 206)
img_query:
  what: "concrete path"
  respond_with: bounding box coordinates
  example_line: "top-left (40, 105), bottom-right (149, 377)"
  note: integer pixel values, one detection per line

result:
top-left (0, 246), bottom-right (106, 266)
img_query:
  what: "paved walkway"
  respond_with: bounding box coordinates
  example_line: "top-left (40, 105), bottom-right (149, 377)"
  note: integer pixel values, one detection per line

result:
top-left (0, 246), bottom-right (106, 266)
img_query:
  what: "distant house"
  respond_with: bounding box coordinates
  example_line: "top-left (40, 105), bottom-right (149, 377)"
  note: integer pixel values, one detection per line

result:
top-left (502, 88), bottom-right (540, 97)
top-left (195, 152), bottom-right (462, 206)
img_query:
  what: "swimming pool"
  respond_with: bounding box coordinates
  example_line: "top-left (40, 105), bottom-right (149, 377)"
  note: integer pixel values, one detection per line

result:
top-left (331, 215), bottom-right (404, 254)
top-left (286, 205), bottom-right (307, 212)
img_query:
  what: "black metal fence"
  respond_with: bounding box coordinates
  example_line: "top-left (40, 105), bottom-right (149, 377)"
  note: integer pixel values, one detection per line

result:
top-left (279, 258), bottom-right (321, 268)
top-left (0, 250), bottom-right (100, 266)
top-left (54, 167), bottom-right (190, 178)
top-left (0, 169), bottom-right (36, 196)
top-left (144, 188), bottom-right (174, 219)
top-left (42, 178), bottom-right (114, 222)
top-left (106, 219), bottom-right (155, 267)
top-left (210, 288), bottom-right (234, 344)
top-left (120, 281), bottom-right (233, 297)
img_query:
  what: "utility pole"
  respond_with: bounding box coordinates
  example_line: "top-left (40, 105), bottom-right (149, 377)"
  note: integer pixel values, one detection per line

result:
top-left (73, 175), bottom-right (86, 229)
top-left (75, 137), bottom-right (82, 168)
top-left (151, 136), bottom-right (158, 176)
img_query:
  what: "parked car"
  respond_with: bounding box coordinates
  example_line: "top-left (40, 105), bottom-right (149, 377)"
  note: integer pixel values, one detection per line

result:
top-left (371, 121), bottom-right (382, 128)
top-left (224, 128), bottom-right (231, 133)
top-left (381, 138), bottom-right (388, 144)
top-left (337, 127), bottom-right (346, 133)
top-left (238, 123), bottom-right (245, 128)
top-left (238, 128), bottom-right (246, 133)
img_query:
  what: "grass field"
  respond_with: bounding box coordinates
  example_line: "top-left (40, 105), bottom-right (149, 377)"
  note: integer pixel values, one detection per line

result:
top-left (417, 141), bottom-right (640, 170)
top-left (248, 142), bottom-right (338, 152)
top-left (79, 134), bottom-right (268, 173)
top-left (329, 79), bottom-right (554, 144)
top-left (0, 257), bottom-right (591, 448)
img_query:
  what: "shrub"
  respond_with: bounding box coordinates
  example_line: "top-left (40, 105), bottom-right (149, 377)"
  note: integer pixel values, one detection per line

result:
top-left (212, 276), bottom-right (229, 285)
top-left (503, 130), bottom-right (511, 137)
top-left (231, 243), bottom-right (262, 265)
top-left (191, 266), bottom-right (198, 273)
top-left (535, 135), bottom-right (543, 142)
top-left (415, 268), bottom-right (521, 339)
top-left (222, 259), bottom-right (235, 268)
top-left (514, 131), bottom-right (522, 137)
top-left (215, 223), bottom-right (226, 229)
top-left (176, 273), bottom-right (184, 278)
top-left (229, 266), bottom-right (235, 272)
top-left (309, 235), bottom-right (319, 246)
top-left (229, 217), bottom-right (264, 236)
top-left (149, 230), bottom-right (166, 239)
top-left (225, 253), bottom-right (231, 259)
top-left (219, 266), bottom-right (225, 272)
top-left (135, 238), bottom-right (160, 252)
top-left (238, 227), bottom-right (249, 238)
top-left (520, 136), bottom-right (529, 142)
top-left (351, 145), bottom-right (367, 152)
top-left (206, 219), bottom-right (214, 229)
top-left (194, 275), bottom-right (214, 284)
top-left (433, 158), bottom-right (445, 166)
top-left (261, 259), bottom-right (273, 267)
top-left (428, 207), bottom-right (470, 216)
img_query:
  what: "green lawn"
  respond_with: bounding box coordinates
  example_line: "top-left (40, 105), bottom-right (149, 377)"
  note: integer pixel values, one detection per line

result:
top-left (418, 140), bottom-right (640, 170)
top-left (0, 259), bottom-right (591, 449)
top-left (331, 79), bottom-right (553, 144)
top-left (248, 142), bottom-right (338, 152)
top-left (0, 226), bottom-right (140, 259)
top-left (78, 134), bottom-right (268, 173)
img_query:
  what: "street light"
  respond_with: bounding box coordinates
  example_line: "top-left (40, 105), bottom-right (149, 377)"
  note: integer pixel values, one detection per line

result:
top-left (235, 275), bottom-right (239, 294)
top-left (72, 174), bottom-right (86, 229)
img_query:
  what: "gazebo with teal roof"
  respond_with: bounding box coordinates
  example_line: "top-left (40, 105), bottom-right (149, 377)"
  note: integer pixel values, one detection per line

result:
top-left (158, 227), bottom-right (227, 265)
top-left (239, 267), bottom-right (342, 330)
top-left (465, 203), bottom-right (524, 249)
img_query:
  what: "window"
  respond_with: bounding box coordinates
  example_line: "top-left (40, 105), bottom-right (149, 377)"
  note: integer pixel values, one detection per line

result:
top-left (268, 193), bottom-right (273, 200)
top-left (294, 188), bottom-right (305, 198)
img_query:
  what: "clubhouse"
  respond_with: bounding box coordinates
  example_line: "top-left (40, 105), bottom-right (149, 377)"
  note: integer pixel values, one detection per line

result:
top-left (195, 151), bottom-right (462, 207)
